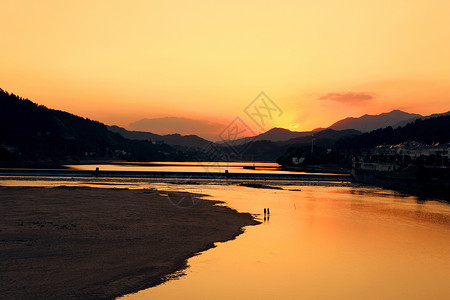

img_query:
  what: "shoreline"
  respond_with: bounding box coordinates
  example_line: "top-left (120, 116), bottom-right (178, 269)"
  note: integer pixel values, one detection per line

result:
top-left (0, 168), bottom-right (352, 182)
top-left (0, 186), bottom-right (259, 299)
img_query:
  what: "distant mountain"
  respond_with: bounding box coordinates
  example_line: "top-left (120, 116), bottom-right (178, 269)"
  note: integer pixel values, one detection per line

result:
top-left (334, 114), bottom-right (450, 150)
top-left (253, 127), bottom-right (313, 142)
top-left (223, 128), bottom-right (361, 161)
top-left (0, 89), bottom-right (184, 165)
top-left (230, 113), bottom-right (404, 145)
top-left (107, 125), bottom-right (210, 148)
top-left (107, 125), bottom-right (161, 141)
top-left (282, 129), bottom-right (361, 147)
top-left (129, 117), bottom-right (225, 141)
top-left (328, 110), bottom-right (422, 132)
top-left (221, 127), bottom-right (315, 146)
top-left (235, 110), bottom-right (447, 146)
top-left (392, 111), bottom-right (450, 128)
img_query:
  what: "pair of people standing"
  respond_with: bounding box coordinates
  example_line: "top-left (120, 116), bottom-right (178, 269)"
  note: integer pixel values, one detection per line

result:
top-left (264, 208), bottom-right (270, 215)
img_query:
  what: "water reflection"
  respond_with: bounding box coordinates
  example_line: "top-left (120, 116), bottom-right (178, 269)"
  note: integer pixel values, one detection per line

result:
top-left (121, 185), bottom-right (450, 300)
top-left (1, 176), bottom-right (449, 299)
top-left (65, 162), bottom-right (338, 175)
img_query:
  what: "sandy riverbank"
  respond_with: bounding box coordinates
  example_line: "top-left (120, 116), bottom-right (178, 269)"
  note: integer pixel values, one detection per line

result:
top-left (0, 186), bottom-right (259, 299)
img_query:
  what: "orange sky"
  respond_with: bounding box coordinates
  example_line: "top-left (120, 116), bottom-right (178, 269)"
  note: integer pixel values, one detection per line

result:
top-left (1, 0), bottom-right (450, 138)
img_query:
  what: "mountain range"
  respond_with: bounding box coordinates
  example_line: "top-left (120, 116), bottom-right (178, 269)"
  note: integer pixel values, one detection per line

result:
top-left (107, 125), bottom-right (210, 148)
top-left (107, 108), bottom-right (450, 161)
top-left (327, 110), bottom-right (422, 132)
top-left (0, 89), bottom-right (185, 165)
top-left (334, 114), bottom-right (450, 150)
top-left (224, 128), bottom-right (362, 161)
top-left (107, 124), bottom-right (362, 161)
top-left (390, 111), bottom-right (450, 128)
top-left (187, 110), bottom-right (449, 145)
top-left (129, 117), bottom-right (225, 141)
top-left (1, 87), bottom-right (449, 164)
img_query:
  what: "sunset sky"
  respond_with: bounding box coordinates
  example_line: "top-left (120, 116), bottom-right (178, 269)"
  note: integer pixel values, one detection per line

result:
top-left (2, 0), bottom-right (450, 139)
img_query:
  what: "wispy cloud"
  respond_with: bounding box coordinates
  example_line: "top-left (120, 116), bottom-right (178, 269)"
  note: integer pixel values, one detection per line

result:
top-left (319, 92), bottom-right (375, 104)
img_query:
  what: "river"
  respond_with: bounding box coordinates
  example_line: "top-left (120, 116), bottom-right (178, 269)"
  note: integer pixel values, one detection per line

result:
top-left (120, 183), bottom-right (450, 300)
top-left (1, 163), bottom-right (449, 299)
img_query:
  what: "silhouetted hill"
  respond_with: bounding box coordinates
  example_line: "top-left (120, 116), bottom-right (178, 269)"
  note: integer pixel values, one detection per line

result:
top-left (282, 129), bottom-right (361, 147)
top-left (254, 127), bottom-right (313, 142)
top-left (392, 111), bottom-right (450, 128)
top-left (107, 125), bottom-right (210, 148)
top-left (129, 117), bottom-right (225, 141)
top-left (328, 110), bottom-right (422, 132)
top-left (222, 127), bottom-right (315, 146)
top-left (0, 89), bottom-right (184, 165)
top-left (224, 126), bottom-right (359, 146)
top-left (226, 128), bottom-right (361, 161)
top-left (107, 125), bottom-right (161, 141)
top-left (334, 115), bottom-right (450, 150)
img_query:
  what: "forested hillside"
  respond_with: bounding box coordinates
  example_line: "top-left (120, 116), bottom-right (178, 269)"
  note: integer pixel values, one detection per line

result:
top-left (0, 89), bottom-right (184, 165)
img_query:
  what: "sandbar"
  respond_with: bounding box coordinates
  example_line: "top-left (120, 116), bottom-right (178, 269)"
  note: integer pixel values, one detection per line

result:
top-left (0, 186), bottom-right (258, 299)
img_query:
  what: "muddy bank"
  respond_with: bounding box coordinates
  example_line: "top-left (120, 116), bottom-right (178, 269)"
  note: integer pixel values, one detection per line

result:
top-left (0, 186), bottom-right (259, 299)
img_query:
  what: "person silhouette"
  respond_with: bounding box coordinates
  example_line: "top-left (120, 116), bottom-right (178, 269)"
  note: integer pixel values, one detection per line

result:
top-left (264, 208), bottom-right (267, 215)
top-left (267, 208), bottom-right (270, 215)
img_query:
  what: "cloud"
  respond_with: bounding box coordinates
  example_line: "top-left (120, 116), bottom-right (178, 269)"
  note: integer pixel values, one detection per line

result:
top-left (319, 92), bottom-right (375, 104)
top-left (129, 117), bottom-right (226, 141)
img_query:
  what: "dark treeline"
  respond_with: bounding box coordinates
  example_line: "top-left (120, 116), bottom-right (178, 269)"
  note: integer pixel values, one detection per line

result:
top-left (334, 115), bottom-right (450, 150)
top-left (0, 89), bottom-right (187, 166)
top-left (221, 129), bottom-right (360, 162)
top-left (3, 88), bottom-right (449, 168)
top-left (275, 115), bottom-right (450, 168)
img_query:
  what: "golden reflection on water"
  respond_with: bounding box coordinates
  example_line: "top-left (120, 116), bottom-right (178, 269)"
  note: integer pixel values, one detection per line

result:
top-left (1, 176), bottom-right (448, 299)
top-left (65, 162), bottom-right (337, 175)
top-left (122, 185), bottom-right (450, 300)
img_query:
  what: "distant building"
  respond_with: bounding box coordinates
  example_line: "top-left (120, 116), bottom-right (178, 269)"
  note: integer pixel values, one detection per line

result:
top-left (359, 162), bottom-right (399, 172)
top-left (370, 142), bottom-right (450, 160)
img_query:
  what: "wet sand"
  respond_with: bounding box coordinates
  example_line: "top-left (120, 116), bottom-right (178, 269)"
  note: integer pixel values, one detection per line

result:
top-left (0, 186), bottom-right (259, 299)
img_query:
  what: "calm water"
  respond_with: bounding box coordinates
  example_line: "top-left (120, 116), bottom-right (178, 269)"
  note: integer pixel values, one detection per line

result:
top-left (120, 184), bottom-right (450, 300)
top-left (65, 162), bottom-right (336, 175)
top-left (1, 169), bottom-right (449, 299)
